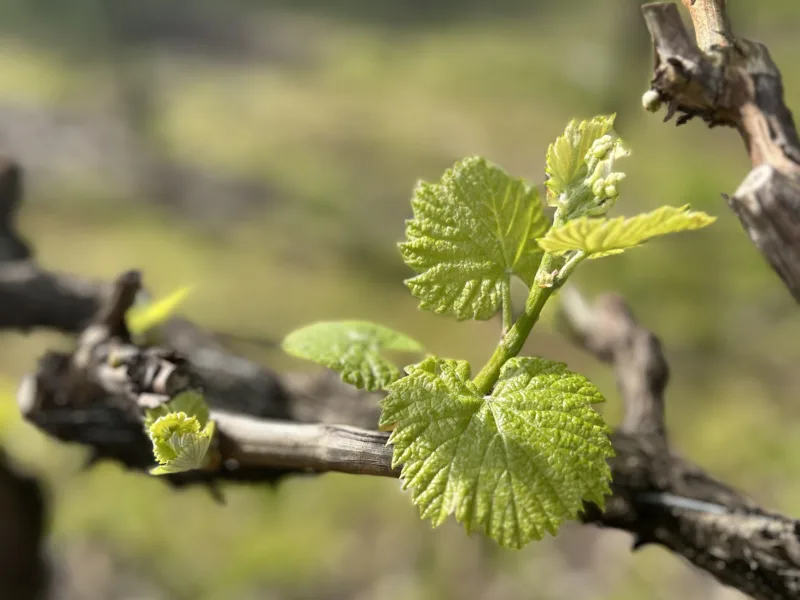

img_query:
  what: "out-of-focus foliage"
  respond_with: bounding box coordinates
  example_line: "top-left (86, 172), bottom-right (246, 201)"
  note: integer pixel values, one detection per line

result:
top-left (0, 0), bottom-right (799, 598)
top-left (127, 286), bottom-right (193, 336)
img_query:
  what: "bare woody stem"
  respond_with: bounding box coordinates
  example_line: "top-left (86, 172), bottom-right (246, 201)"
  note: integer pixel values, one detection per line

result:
top-left (681, 0), bottom-right (731, 50)
top-left (215, 412), bottom-right (397, 477)
top-left (643, 2), bottom-right (800, 302)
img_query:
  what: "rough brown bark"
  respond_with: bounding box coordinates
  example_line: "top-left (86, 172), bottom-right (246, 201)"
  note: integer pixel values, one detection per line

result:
top-left (643, 2), bottom-right (800, 302)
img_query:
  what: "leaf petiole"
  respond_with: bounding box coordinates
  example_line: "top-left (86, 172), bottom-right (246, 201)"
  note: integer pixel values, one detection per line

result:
top-left (501, 278), bottom-right (513, 335)
top-left (555, 251), bottom-right (587, 286)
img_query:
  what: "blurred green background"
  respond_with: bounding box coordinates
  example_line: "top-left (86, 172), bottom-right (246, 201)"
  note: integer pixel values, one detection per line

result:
top-left (0, 0), bottom-right (798, 598)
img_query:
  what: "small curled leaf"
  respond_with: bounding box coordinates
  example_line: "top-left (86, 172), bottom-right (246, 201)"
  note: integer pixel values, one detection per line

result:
top-left (148, 414), bottom-right (215, 475)
top-left (545, 115), bottom-right (629, 219)
top-left (545, 115), bottom-right (616, 202)
top-left (144, 389), bottom-right (209, 429)
top-left (145, 389), bottom-right (215, 475)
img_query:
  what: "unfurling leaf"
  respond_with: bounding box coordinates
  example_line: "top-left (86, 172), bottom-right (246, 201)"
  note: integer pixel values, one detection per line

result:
top-left (538, 205), bottom-right (716, 258)
top-left (145, 389), bottom-right (215, 475)
top-left (127, 286), bottom-right (193, 335)
top-left (282, 321), bottom-right (423, 391)
top-left (544, 115), bottom-right (630, 219)
top-left (380, 356), bottom-right (613, 549)
top-left (149, 416), bottom-right (215, 475)
top-left (144, 388), bottom-right (209, 430)
top-left (400, 157), bottom-right (549, 320)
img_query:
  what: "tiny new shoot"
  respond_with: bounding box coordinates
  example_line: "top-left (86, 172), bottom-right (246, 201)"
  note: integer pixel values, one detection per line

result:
top-left (124, 286), bottom-right (218, 476)
top-left (144, 389), bottom-right (216, 475)
top-left (280, 114), bottom-right (715, 548)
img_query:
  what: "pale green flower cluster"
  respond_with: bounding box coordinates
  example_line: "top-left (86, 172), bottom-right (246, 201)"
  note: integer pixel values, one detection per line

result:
top-left (579, 134), bottom-right (629, 217)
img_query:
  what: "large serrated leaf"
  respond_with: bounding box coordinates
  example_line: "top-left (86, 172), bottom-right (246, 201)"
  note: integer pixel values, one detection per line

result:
top-left (538, 205), bottom-right (716, 258)
top-left (380, 356), bottom-right (613, 549)
top-left (545, 115), bottom-right (615, 201)
top-left (399, 157), bottom-right (549, 321)
top-left (282, 321), bottom-right (423, 391)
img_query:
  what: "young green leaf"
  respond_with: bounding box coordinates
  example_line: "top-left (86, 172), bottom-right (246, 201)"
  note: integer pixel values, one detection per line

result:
top-left (282, 321), bottom-right (423, 391)
top-left (127, 286), bottom-right (193, 335)
top-left (144, 388), bottom-right (210, 430)
top-left (145, 389), bottom-right (215, 475)
top-left (380, 356), bottom-right (613, 549)
top-left (538, 205), bottom-right (716, 258)
top-left (400, 157), bottom-right (548, 320)
top-left (149, 414), bottom-right (216, 475)
top-left (545, 115), bottom-right (616, 202)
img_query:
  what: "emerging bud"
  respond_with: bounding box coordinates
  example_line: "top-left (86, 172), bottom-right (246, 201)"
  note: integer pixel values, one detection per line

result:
top-left (642, 89), bottom-right (662, 112)
top-left (597, 173), bottom-right (625, 198)
top-left (587, 135), bottom-right (615, 162)
top-left (535, 269), bottom-right (558, 288)
top-left (592, 178), bottom-right (606, 198)
top-left (585, 199), bottom-right (615, 216)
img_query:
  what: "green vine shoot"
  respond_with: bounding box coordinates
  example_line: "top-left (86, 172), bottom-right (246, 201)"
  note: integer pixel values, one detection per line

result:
top-left (143, 114), bottom-right (717, 549)
top-left (281, 114), bottom-right (715, 548)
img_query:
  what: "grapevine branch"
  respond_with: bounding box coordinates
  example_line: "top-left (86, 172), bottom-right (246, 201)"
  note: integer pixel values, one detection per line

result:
top-left (4, 162), bottom-right (800, 598)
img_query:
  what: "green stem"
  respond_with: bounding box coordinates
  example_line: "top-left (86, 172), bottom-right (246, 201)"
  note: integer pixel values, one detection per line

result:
top-left (501, 278), bottom-right (513, 335)
top-left (473, 253), bottom-right (563, 395)
top-left (473, 211), bottom-right (580, 395)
